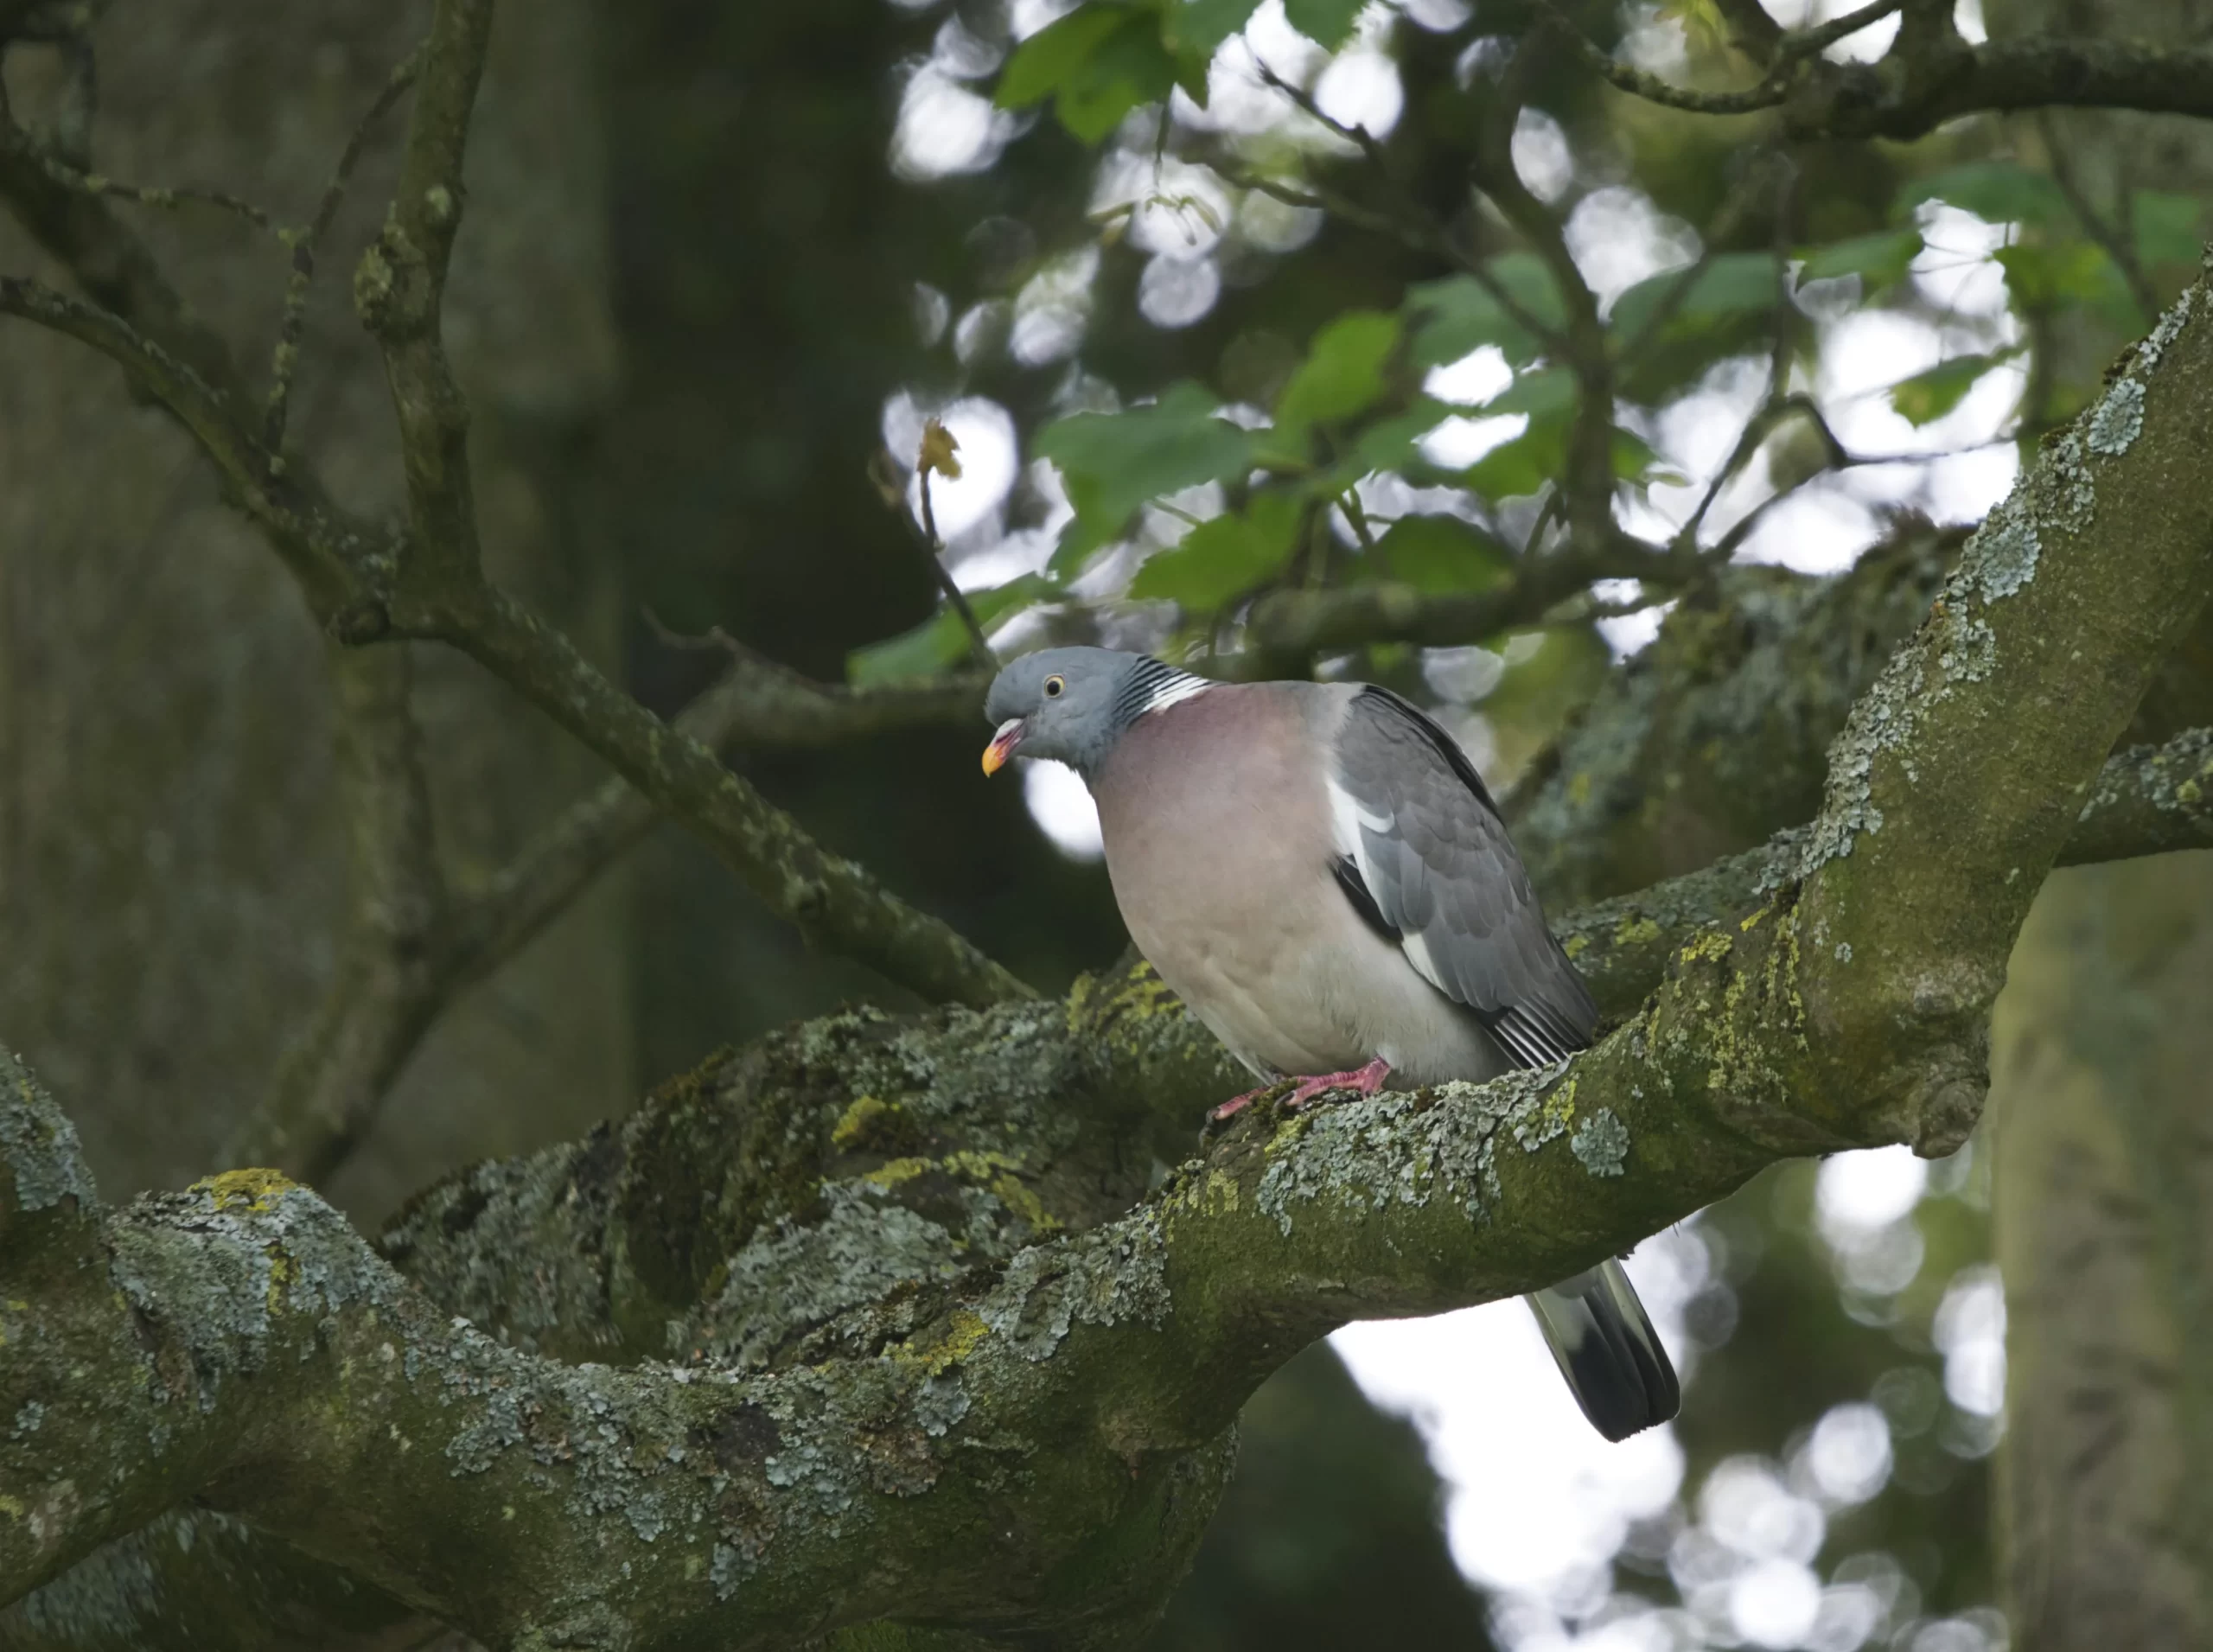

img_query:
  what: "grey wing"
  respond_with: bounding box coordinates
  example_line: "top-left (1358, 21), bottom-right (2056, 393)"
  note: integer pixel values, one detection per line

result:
top-left (1328, 686), bottom-right (1596, 1068)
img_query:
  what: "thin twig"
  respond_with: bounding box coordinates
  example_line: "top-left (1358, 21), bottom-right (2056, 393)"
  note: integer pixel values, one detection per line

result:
top-left (2036, 111), bottom-right (2159, 324)
top-left (265, 43), bottom-right (426, 462)
top-left (1533, 2), bottom-right (1794, 115)
top-left (1617, 152), bottom-right (1790, 364)
top-left (1469, 35), bottom-right (1619, 556)
top-left (1225, 71), bottom-right (1571, 353)
top-left (1536, 0), bottom-right (1902, 117)
top-left (904, 418), bottom-right (997, 672)
top-left (0, 100), bottom-right (277, 233)
top-left (1780, 0), bottom-right (1908, 61)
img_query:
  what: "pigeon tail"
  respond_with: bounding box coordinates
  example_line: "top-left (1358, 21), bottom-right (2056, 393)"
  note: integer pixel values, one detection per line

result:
top-left (1527, 1258), bottom-right (1680, 1443)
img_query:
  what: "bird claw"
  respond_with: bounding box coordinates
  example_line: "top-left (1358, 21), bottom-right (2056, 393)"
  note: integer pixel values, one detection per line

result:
top-left (1208, 1059), bottom-right (1392, 1124)
top-left (1206, 1088), bottom-right (1268, 1124)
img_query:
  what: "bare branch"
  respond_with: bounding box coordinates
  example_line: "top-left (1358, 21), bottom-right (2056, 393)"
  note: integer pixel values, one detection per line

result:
top-left (898, 420), bottom-right (997, 672)
top-left (354, 0), bottom-right (496, 590)
top-left (446, 653), bottom-right (987, 990)
top-left (231, 647), bottom-right (449, 1183)
top-left (1221, 73), bottom-right (1570, 354)
top-left (1535, 2), bottom-right (2213, 140)
top-left (229, 645), bottom-right (990, 1178)
top-left (439, 586), bottom-right (1030, 1005)
top-left (1240, 533), bottom-right (1659, 664)
top-left (1466, 35), bottom-right (1621, 555)
top-left (2035, 111), bottom-right (2160, 326)
top-left (1534, 3), bottom-right (1795, 116)
top-left (265, 43), bottom-right (426, 460)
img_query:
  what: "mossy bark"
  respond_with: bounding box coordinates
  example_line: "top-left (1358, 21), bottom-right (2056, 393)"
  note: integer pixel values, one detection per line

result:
top-left (8, 264), bottom-right (2213, 1643)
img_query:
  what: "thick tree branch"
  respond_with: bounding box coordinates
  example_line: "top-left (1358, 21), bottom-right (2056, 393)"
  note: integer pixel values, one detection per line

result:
top-left (1550, 723), bottom-right (2213, 1022)
top-left (2062, 725), bottom-right (2213, 870)
top-left (9, 272), bottom-right (2212, 1645)
top-left (1822, 35), bottom-right (2213, 141)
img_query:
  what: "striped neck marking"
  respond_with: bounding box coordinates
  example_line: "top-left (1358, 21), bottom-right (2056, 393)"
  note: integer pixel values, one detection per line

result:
top-left (1115, 655), bottom-right (1214, 726)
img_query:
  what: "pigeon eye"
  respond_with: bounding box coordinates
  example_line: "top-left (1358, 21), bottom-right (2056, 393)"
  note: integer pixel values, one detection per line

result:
top-left (1043, 675), bottom-right (1066, 699)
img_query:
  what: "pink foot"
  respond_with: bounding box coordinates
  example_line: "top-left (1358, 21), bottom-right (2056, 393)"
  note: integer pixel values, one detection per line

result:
top-left (1283, 1057), bottom-right (1393, 1109)
top-left (1208, 1059), bottom-right (1392, 1123)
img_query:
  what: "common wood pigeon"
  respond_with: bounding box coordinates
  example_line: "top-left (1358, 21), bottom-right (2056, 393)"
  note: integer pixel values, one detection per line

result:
top-left (983, 646), bottom-right (1680, 1443)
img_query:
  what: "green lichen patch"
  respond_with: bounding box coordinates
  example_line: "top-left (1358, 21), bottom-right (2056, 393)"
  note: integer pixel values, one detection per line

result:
top-left (192, 1169), bottom-right (298, 1214)
top-left (1570, 1109), bottom-right (1629, 1177)
top-left (977, 1214), bottom-right (1171, 1362)
top-left (1247, 1074), bottom-right (1559, 1234)
top-left (2086, 377), bottom-right (2146, 456)
top-left (832, 1095), bottom-right (925, 1157)
top-left (0, 1049), bottom-right (98, 1220)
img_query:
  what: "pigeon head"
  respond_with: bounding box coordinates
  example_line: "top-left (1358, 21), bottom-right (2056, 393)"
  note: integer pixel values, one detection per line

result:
top-left (982, 647), bottom-right (1203, 780)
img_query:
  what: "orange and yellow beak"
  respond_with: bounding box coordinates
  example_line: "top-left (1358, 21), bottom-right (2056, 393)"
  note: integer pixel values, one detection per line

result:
top-left (981, 718), bottom-right (1024, 777)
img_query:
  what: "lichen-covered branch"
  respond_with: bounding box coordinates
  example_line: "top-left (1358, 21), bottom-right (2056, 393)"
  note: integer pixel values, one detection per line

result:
top-left (7, 271), bottom-right (2212, 1648)
top-left (1550, 721), bottom-right (2213, 1022)
top-left (1507, 525), bottom-right (1967, 908)
top-left (1239, 536), bottom-right (1657, 667)
top-left (2063, 725), bottom-right (2213, 868)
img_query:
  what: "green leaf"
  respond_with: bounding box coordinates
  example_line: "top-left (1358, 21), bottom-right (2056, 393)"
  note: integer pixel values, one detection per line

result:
top-left (997, 6), bottom-right (1178, 140)
top-left (1363, 513), bottom-right (1508, 595)
top-left (1282, 0), bottom-right (1368, 48)
top-left (1165, 0), bottom-right (1266, 56)
top-left (848, 609), bottom-right (974, 686)
top-left (1897, 162), bottom-right (2072, 230)
top-left (997, 6), bottom-right (1128, 108)
top-left (1274, 310), bottom-right (1401, 442)
top-left (1886, 352), bottom-right (2010, 426)
top-left (1461, 409), bottom-right (1570, 500)
top-left (1055, 16), bottom-right (1179, 140)
top-left (1349, 396), bottom-right (1459, 476)
top-left (1036, 383), bottom-right (1258, 570)
top-left (2133, 189), bottom-right (2205, 268)
top-left (1609, 252), bottom-right (1784, 342)
top-left (1483, 367), bottom-right (1578, 418)
top-left (848, 577), bottom-right (1058, 686)
top-left (1611, 426), bottom-right (1673, 484)
top-left (1129, 491), bottom-right (1304, 609)
top-left (1796, 229), bottom-right (1924, 290)
top-left (1993, 241), bottom-right (2133, 316)
top-left (1406, 253), bottom-right (1566, 370)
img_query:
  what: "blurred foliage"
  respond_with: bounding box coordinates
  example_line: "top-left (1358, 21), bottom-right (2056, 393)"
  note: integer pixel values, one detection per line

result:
top-left (825, 0), bottom-right (2209, 1644)
top-left (12, 0), bottom-right (2201, 1641)
top-left (1145, 1343), bottom-right (1494, 1651)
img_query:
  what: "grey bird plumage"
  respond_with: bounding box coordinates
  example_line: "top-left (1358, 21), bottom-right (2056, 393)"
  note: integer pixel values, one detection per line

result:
top-left (983, 646), bottom-right (1679, 1443)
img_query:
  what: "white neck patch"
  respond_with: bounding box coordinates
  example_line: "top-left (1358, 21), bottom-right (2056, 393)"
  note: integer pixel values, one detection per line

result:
top-left (1115, 656), bottom-right (1215, 725)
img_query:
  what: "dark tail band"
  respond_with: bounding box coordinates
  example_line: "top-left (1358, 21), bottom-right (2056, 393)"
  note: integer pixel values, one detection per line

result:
top-left (1527, 1258), bottom-right (1681, 1443)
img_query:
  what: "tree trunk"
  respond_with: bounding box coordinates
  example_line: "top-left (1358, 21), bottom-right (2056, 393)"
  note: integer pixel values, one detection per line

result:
top-left (1989, 853), bottom-right (2213, 1646)
top-left (1976, 0), bottom-right (2213, 1641)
